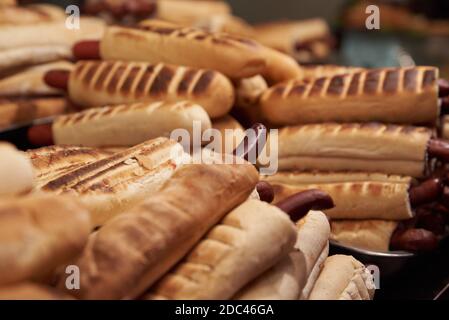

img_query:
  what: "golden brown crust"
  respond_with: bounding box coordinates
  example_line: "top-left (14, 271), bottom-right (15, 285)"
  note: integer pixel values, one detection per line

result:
top-left (296, 65), bottom-right (363, 81)
top-left (68, 60), bottom-right (234, 118)
top-left (99, 25), bottom-right (267, 79)
top-left (261, 67), bottom-right (439, 125)
top-left (61, 162), bottom-right (259, 300)
top-left (331, 220), bottom-right (398, 252)
top-left (0, 194), bottom-right (90, 287)
top-left (0, 283), bottom-right (73, 300)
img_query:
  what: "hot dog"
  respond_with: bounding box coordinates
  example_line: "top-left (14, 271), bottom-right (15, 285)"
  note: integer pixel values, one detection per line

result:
top-left (235, 75), bottom-right (268, 108)
top-left (0, 194), bottom-right (90, 287)
top-left (146, 190), bottom-right (333, 300)
top-left (296, 65), bottom-right (364, 82)
top-left (39, 138), bottom-right (190, 228)
top-left (52, 101), bottom-right (212, 147)
top-left (265, 171), bottom-right (422, 220)
top-left (0, 142), bottom-right (34, 196)
top-left (58, 162), bottom-right (259, 299)
top-left (27, 145), bottom-right (115, 189)
top-left (234, 210), bottom-right (331, 300)
top-left (273, 123), bottom-right (434, 177)
top-left (44, 60), bottom-right (235, 119)
top-left (260, 67), bottom-right (440, 125)
top-left (309, 255), bottom-right (375, 300)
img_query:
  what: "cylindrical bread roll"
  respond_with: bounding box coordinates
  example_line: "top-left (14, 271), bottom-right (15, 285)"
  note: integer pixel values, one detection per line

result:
top-left (296, 65), bottom-right (363, 81)
top-left (194, 14), bottom-right (255, 38)
top-left (309, 255), bottom-right (375, 300)
top-left (0, 194), bottom-right (90, 287)
top-left (261, 47), bottom-right (303, 84)
top-left (235, 75), bottom-right (268, 107)
top-left (40, 138), bottom-right (190, 227)
top-left (147, 199), bottom-right (297, 300)
top-left (99, 24), bottom-right (267, 79)
top-left (53, 101), bottom-right (212, 147)
top-left (0, 97), bottom-right (70, 129)
top-left (27, 145), bottom-right (114, 189)
top-left (0, 283), bottom-right (72, 300)
top-left (234, 210), bottom-right (330, 300)
top-left (0, 143), bottom-right (34, 196)
top-left (68, 60), bottom-right (235, 119)
top-left (210, 115), bottom-right (245, 154)
top-left (156, 0), bottom-right (231, 26)
top-left (0, 4), bottom-right (65, 25)
top-left (266, 172), bottom-right (414, 220)
top-left (0, 18), bottom-right (105, 51)
top-left (331, 220), bottom-right (399, 252)
top-left (254, 19), bottom-right (332, 62)
top-left (0, 45), bottom-right (71, 75)
top-left (274, 123), bottom-right (432, 177)
top-left (261, 67), bottom-right (439, 125)
top-left (60, 162), bottom-right (259, 299)
top-left (0, 61), bottom-right (73, 96)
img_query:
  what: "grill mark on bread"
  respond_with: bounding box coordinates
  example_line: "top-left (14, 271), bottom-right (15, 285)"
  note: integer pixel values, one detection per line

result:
top-left (327, 75), bottom-right (346, 96)
top-left (404, 68), bottom-right (418, 92)
top-left (193, 70), bottom-right (214, 95)
top-left (82, 63), bottom-right (100, 84)
top-left (121, 66), bottom-right (141, 93)
top-left (422, 69), bottom-right (436, 88)
top-left (107, 65), bottom-right (127, 94)
top-left (149, 66), bottom-right (174, 95)
top-left (347, 72), bottom-right (361, 96)
top-left (94, 62), bottom-right (114, 90)
top-left (364, 70), bottom-right (381, 94)
top-left (135, 65), bottom-right (155, 97)
top-left (310, 78), bottom-right (326, 97)
top-left (177, 69), bottom-right (198, 94)
top-left (289, 84), bottom-right (306, 96)
top-left (383, 69), bottom-right (400, 93)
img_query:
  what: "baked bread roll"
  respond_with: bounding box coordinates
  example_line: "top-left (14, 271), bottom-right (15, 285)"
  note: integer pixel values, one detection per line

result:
top-left (194, 14), bottom-right (255, 38)
top-left (0, 194), bottom-right (90, 287)
top-left (27, 145), bottom-right (114, 189)
top-left (265, 172), bottom-right (414, 220)
top-left (53, 101), bottom-right (212, 147)
top-left (296, 65), bottom-right (364, 81)
top-left (0, 143), bottom-right (34, 196)
top-left (99, 24), bottom-right (267, 79)
top-left (261, 67), bottom-right (439, 125)
top-left (274, 123), bottom-right (432, 177)
top-left (0, 4), bottom-right (65, 25)
top-left (235, 75), bottom-right (268, 107)
top-left (60, 162), bottom-right (259, 299)
top-left (234, 210), bottom-right (330, 300)
top-left (309, 255), bottom-right (375, 300)
top-left (68, 60), bottom-right (234, 119)
top-left (254, 19), bottom-right (332, 63)
top-left (210, 115), bottom-right (245, 154)
top-left (0, 97), bottom-right (70, 129)
top-left (0, 61), bottom-right (73, 96)
top-left (147, 199), bottom-right (296, 300)
top-left (40, 138), bottom-right (189, 227)
top-left (261, 47), bottom-right (302, 84)
top-left (331, 220), bottom-right (399, 252)
top-left (0, 18), bottom-right (105, 51)
top-left (0, 45), bottom-right (71, 75)
top-left (0, 283), bottom-right (72, 300)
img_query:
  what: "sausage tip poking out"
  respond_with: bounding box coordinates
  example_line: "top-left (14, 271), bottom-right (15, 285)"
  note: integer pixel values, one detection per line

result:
top-left (233, 123), bottom-right (267, 161)
top-left (275, 189), bottom-right (334, 222)
top-left (256, 181), bottom-right (274, 203)
top-left (390, 228), bottom-right (439, 252)
top-left (73, 40), bottom-right (101, 60)
top-left (438, 79), bottom-right (449, 98)
top-left (408, 178), bottom-right (442, 207)
top-left (44, 70), bottom-right (70, 91)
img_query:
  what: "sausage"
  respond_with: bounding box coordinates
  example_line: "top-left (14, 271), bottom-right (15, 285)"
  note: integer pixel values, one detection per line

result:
top-left (416, 210), bottom-right (446, 235)
top-left (275, 189), bottom-right (334, 222)
top-left (438, 79), bottom-right (449, 97)
top-left (440, 97), bottom-right (449, 114)
top-left (256, 181), bottom-right (274, 203)
top-left (72, 40), bottom-right (101, 60)
top-left (427, 139), bottom-right (449, 162)
top-left (233, 123), bottom-right (267, 162)
top-left (27, 123), bottom-right (54, 146)
top-left (439, 185), bottom-right (449, 210)
top-left (408, 178), bottom-right (442, 207)
top-left (84, 0), bottom-right (156, 18)
top-left (43, 70), bottom-right (69, 91)
top-left (390, 228), bottom-right (439, 252)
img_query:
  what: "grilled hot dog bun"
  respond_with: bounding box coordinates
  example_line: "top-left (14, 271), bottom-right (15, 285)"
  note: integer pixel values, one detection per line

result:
top-left (53, 101), bottom-right (212, 147)
top-left (68, 60), bottom-right (234, 119)
top-left (261, 67), bottom-right (439, 125)
top-left (60, 162), bottom-right (259, 299)
top-left (148, 199), bottom-right (297, 300)
top-left (274, 123), bottom-right (432, 177)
